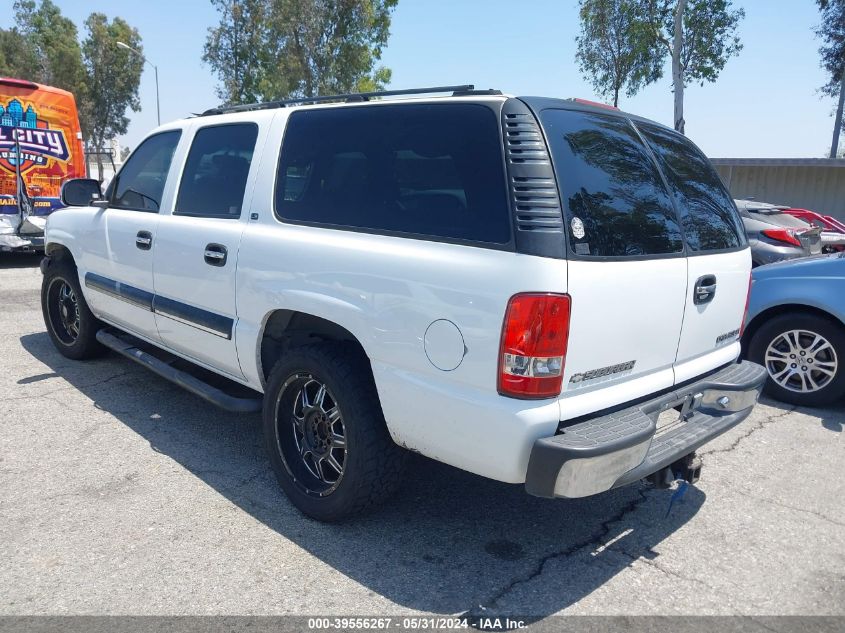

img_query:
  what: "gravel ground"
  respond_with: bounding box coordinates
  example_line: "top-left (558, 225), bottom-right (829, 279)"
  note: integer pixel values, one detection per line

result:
top-left (1, 253), bottom-right (843, 618)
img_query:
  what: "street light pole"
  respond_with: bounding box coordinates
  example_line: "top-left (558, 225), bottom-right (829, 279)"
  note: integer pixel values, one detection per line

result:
top-left (117, 41), bottom-right (160, 126)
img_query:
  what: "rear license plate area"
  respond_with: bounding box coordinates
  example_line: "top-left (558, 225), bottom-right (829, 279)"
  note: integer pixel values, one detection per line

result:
top-left (655, 408), bottom-right (686, 438)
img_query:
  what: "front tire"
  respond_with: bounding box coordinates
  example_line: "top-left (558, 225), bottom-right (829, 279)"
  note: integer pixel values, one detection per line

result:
top-left (749, 312), bottom-right (845, 407)
top-left (41, 259), bottom-right (105, 360)
top-left (262, 343), bottom-right (405, 521)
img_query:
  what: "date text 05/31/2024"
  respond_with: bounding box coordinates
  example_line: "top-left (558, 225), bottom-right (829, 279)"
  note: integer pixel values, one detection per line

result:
top-left (307, 617), bottom-right (527, 630)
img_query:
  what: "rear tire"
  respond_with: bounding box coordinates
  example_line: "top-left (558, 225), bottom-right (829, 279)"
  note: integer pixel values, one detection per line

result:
top-left (262, 343), bottom-right (405, 521)
top-left (41, 258), bottom-right (105, 360)
top-left (749, 312), bottom-right (845, 407)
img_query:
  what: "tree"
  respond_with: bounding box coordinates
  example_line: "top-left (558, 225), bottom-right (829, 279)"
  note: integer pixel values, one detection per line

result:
top-left (81, 14), bottom-right (144, 181)
top-left (0, 1), bottom-right (87, 113)
top-left (0, 28), bottom-right (41, 80)
top-left (643, 0), bottom-right (744, 134)
top-left (203, 0), bottom-right (270, 104)
top-left (12, 1), bottom-right (87, 97)
top-left (575, 0), bottom-right (662, 107)
top-left (204, 0), bottom-right (398, 105)
top-left (815, 0), bottom-right (845, 158)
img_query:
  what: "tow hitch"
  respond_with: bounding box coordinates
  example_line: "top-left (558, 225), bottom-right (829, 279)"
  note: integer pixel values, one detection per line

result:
top-left (647, 451), bottom-right (702, 489)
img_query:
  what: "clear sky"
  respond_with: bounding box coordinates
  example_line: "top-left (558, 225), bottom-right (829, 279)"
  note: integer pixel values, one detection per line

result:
top-left (0, 0), bottom-right (836, 158)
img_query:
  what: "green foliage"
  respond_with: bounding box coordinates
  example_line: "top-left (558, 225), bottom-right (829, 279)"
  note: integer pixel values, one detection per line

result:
top-left (204, 0), bottom-right (398, 105)
top-left (0, 28), bottom-right (41, 80)
top-left (203, 0), bottom-right (270, 104)
top-left (0, 1), bottom-right (146, 173)
top-left (643, 0), bottom-right (745, 87)
top-left (12, 0), bottom-right (87, 96)
top-left (81, 14), bottom-right (144, 151)
top-left (816, 0), bottom-right (845, 98)
top-left (0, 0), bottom-right (87, 114)
top-left (575, 0), bottom-right (662, 106)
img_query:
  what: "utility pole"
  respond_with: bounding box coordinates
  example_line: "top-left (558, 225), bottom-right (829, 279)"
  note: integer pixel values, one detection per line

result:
top-left (830, 67), bottom-right (845, 159)
top-left (117, 41), bottom-right (161, 126)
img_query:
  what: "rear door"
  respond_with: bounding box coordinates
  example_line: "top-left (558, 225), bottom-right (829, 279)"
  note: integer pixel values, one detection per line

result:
top-left (538, 108), bottom-right (688, 405)
top-left (152, 120), bottom-right (262, 379)
top-left (635, 123), bottom-right (750, 383)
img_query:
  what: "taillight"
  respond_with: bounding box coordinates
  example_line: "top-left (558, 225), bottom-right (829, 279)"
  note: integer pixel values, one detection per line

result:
top-left (498, 293), bottom-right (571, 399)
top-left (761, 228), bottom-right (802, 247)
top-left (740, 275), bottom-right (752, 337)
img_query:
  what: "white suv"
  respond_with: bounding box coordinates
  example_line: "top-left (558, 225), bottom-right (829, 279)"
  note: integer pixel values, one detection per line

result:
top-left (40, 85), bottom-right (766, 521)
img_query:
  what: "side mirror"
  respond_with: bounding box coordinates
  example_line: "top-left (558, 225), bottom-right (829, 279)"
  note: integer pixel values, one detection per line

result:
top-left (61, 178), bottom-right (103, 207)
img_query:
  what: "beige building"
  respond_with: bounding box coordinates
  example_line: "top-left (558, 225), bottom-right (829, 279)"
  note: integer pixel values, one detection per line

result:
top-left (712, 158), bottom-right (845, 220)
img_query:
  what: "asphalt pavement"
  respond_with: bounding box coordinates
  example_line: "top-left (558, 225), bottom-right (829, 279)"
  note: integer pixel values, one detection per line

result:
top-left (1, 253), bottom-right (843, 617)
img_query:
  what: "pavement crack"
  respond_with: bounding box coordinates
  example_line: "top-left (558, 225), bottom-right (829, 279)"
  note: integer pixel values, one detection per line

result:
top-left (732, 487), bottom-right (845, 528)
top-left (700, 406), bottom-right (796, 457)
top-left (473, 487), bottom-right (651, 612)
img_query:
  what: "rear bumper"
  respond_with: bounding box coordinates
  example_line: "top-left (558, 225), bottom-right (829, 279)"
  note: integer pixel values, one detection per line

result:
top-left (525, 361), bottom-right (767, 498)
top-left (0, 231), bottom-right (44, 252)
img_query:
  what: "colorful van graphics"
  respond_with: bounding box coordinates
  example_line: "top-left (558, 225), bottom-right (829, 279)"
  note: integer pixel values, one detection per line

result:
top-left (0, 77), bottom-right (85, 222)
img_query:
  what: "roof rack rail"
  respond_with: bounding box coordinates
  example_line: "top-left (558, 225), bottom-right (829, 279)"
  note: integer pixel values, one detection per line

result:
top-left (201, 84), bottom-right (484, 116)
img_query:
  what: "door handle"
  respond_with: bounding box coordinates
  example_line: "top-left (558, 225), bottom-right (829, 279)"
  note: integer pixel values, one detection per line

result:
top-left (693, 274), bottom-right (717, 305)
top-left (136, 231), bottom-right (153, 250)
top-left (204, 243), bottom-right (227, 267)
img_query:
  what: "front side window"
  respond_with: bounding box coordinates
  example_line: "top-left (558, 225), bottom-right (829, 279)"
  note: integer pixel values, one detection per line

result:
top-left (637, 123), bottom-right (746, 252)
top-left (111, 131), bottom-right (180, 212)
top-left (540, 109), bottom-right (683, 258)
top-left (275, 104), bottom-right (511, 244)
top-left (175, 123), bottom-right (258, 218)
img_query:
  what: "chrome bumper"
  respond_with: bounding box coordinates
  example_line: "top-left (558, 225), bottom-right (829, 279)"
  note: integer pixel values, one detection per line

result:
top-left (525, 361), bottom-right (768, 498)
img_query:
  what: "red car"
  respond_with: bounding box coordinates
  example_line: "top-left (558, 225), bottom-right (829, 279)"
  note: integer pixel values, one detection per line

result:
top-left (782, 208), bottom-right (845, 252)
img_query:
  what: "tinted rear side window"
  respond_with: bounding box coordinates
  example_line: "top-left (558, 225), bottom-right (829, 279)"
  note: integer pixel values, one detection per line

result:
top-left (275, 104), bottom-right (511, 244)
top-left (637, 123), bottom-right (746, 252)
top-left (539, 109), bottom-right (682, 258)
top-left (175, 123), bottom-right (258, 218)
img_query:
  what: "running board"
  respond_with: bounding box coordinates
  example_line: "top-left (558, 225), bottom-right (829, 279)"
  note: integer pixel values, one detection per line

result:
top-left (95, 329), bottom-right (263, 413)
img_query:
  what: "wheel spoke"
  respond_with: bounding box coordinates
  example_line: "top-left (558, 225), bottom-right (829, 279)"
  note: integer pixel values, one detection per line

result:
top-left (326, 452), bottom-right (344, 475)
top-left (813, 363), bottom-right (836, 377)
top-left (808, 336), bottom-right (829, 354)
top-left (330, 433), bottom-right (346, 449)
top-left (771, 366), bottom-right (791, 382)
top-left (313, 456), bottom-right (327, 482)
top-left (313, 384), bottom-right (327, 410)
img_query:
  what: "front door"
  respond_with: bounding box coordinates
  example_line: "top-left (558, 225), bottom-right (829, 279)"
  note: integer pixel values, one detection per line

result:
top-left (152, 121), bottom-right (262, 379)
top-left (79, 130), bottom-right (182, 342)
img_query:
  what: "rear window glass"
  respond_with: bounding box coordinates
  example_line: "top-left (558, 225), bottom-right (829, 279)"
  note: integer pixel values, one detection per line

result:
top-left (275, 104), bottom-right (511, 244)
top-left (539, 109), bottom-right (682, 258)
top-left (637, 123), bottom-right (746, 252)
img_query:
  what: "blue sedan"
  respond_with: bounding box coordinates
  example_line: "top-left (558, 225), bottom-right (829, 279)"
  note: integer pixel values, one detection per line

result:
top-left (742, 252), bottom-right (845, 406)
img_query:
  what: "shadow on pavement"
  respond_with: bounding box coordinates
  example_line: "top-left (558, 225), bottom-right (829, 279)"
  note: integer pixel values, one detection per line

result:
top-left (0, 252), bottom-right (42, 268)
top-left (21, 331), bottom-right (704, 617)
